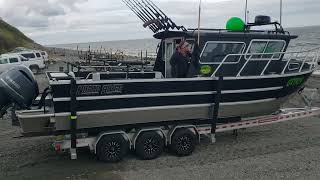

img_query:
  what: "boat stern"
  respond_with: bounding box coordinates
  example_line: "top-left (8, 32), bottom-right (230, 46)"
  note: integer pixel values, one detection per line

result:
top-left (16, 109), bottom-right (54, 136)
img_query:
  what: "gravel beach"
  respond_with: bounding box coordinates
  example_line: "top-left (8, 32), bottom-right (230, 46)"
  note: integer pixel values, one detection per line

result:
top-left (1, 62), bottom-right (320, 180)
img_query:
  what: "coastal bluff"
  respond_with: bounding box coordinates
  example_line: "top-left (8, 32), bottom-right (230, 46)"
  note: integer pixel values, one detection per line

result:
top-left (0, 19), bottom-right (39, 54)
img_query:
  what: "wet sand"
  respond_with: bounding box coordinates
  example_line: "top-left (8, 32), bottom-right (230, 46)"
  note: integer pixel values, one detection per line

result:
top-left (1, 63), bottom-right (320, 180)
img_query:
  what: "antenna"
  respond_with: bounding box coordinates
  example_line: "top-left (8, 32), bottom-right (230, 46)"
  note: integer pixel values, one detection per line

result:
top-left (280, 0), bottom-right (283, 24)
top-left (244, 0), bottom-right (248, 24)
top-left (197, 0), bottom-right (202, 45)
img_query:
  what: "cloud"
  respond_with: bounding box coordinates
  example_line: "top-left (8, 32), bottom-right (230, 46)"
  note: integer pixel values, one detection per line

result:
top-left (0, 0), bottom-right (319, 45)
top-left (0, 0), bottom-right (87, 28)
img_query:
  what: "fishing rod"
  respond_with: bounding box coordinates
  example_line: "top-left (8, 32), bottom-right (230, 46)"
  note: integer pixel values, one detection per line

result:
top-left (143, 0), bottom-right (172, 30)
top-left (131, 0), bottom-right (161, 31)
top-left (123, 0), bottom-right (148, 25)
top-left (140, 0), bottom-right (166, 30)
top-left (122, 0), bottom-right (187, 32)
top-left (145, 0), bottom-right (187, 31)
top-left (124, 0), bottom-right (157, 32)
top-left (123, 0), bottom-right (157, 32)
top-left (128, 0), bottom-right (159, 31)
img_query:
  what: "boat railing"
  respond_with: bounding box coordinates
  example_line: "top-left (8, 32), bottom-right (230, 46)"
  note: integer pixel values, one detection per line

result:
top-left (211, 47), bottom-right (320, 77)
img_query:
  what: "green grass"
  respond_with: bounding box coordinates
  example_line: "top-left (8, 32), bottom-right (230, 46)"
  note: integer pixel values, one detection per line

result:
top-left (0, 19), bottom-right (38, 54)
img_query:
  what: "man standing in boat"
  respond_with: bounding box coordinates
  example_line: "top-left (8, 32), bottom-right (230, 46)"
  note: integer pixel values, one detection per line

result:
top-left (170, 41), bottom-right (192, 78)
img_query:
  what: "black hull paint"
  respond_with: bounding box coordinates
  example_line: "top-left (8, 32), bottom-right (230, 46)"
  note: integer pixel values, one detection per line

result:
top-left (51, 72), bottom-right (311, 114)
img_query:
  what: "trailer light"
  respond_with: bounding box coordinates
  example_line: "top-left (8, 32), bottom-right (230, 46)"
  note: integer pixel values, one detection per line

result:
top-left (55, 143), bottom-right (61, 152)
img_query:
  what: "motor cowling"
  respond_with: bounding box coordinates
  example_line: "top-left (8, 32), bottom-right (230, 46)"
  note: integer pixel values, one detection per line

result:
top-left (0, 66), bottom-right (39, 115)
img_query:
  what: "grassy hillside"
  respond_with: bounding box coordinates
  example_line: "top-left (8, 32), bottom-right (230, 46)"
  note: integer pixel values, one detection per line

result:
top-left (0, 19), bottom-right (39, 54)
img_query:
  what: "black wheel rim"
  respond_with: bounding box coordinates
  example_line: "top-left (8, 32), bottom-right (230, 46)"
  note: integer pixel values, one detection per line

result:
top-left (177, 135), bottom-right (192, 152)
top-left (104, 141), bottom-right (121, 160)
top-left (143, 137), bottom-right (160, 155)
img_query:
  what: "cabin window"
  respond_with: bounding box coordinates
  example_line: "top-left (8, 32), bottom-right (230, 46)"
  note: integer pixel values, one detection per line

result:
top-left (165, 43), bottom-right (173, 61)
top-left (246, 40), bottom-right (286, 60)
top-left (0, 58), bottom-right (8, 64)
top-left (200, 42), bottom-right (245, 64)
top-left (36, 53), bottom-right (41, 58)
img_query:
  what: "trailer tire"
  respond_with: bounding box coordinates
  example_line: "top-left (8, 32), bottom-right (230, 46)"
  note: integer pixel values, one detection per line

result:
top-left (96, 134), bottom-right (128, 162)
top-left (135, 131), bottom-right (164, 160)
top-left (170, 128), bottom-right (196, 156)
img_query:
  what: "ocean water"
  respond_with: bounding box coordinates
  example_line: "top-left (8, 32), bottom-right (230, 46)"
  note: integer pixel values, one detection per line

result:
top-left (287, 25), bottom-right (320, 50)
top-left (50, 25), bottom-right (320, 55)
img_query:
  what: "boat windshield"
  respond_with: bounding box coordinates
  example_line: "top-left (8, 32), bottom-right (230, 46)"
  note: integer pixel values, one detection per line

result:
top-left (200, 42), bottom-right (246, 64)
top-left (246, 40), bottom-right (286, 60)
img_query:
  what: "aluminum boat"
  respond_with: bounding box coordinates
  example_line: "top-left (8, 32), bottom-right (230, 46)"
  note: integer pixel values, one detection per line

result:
top-left (0, 0), bottom-right (319, 136)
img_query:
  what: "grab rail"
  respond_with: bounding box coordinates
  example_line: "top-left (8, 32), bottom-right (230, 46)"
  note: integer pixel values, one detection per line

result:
top-left (211, 47), bottom-right (320, 77)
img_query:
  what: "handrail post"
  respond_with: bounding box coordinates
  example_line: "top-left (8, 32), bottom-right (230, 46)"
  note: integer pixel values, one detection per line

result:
top-left (211, 76), bottom-right (223, 143)
top-left (281, 52), bottom-right (294, 74)
top-left (70, 78), bottom-right (78, 160)
top-left (212, 54), bottom-right (231, 76)
top-left (237, 54), bottom-right (253, 77)
top-left (260, 53), bottom-right (277, 75)
top-left (299, 50), bottom-right (311, 72)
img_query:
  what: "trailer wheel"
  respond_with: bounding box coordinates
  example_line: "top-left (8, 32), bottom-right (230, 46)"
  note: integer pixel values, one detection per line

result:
top-left (96, 134), bottom-right (128, 162)
top-left (170, 128), bottom-right (196, 156)
top-left (135, 131), bottom-right (164, 160)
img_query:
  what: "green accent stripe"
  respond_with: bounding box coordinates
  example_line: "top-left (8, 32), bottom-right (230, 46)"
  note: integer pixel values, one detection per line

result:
top-left (70, 115), bottom-right (77, 120)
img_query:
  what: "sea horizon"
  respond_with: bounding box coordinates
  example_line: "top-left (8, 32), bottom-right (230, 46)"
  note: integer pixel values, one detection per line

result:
top-left (46, 24), bottom-right (320, 47)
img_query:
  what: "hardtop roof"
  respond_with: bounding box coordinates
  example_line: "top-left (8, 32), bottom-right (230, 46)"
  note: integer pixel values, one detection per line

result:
top-left (153, 30), bottom-right (298, 40)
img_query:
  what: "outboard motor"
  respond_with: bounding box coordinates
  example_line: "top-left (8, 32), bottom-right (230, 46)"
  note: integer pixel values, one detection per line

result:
top-left (0, 66), bottom-right (39, 117)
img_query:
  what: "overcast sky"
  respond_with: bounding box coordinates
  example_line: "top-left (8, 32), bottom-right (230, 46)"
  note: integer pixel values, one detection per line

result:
top-left (0, 0), bottom-right (319, 45)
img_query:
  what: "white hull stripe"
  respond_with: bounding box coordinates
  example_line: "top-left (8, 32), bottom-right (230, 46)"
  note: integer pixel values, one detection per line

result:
top-left (53, 87), bottom-right (283, 102)
top-left (48, 70), bottom-right (312, 85)
top-left (54, 98), bottom-right (277, 117)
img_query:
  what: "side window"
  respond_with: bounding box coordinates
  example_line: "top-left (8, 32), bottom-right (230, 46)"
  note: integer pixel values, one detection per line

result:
top-left (246, 40), bottom-right (286, 59)
top-left (9, 58), bottom-right (19, 63)
top-left (36, 53), bottom-right (41, 58)
top-left (0, 58), bottom-right (8, 64)
top-left (41, 52), bottom-right (46, 55)
top-left (200, 42), bottom-right (245, 63)
top-left (20, 56), bottom-right (28, 61)
top-left (21, 53), bottom-right (36, 59)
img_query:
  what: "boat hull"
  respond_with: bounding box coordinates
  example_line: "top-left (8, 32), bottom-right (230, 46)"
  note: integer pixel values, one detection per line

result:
top-left (17, 71), bottom-right (311, 135)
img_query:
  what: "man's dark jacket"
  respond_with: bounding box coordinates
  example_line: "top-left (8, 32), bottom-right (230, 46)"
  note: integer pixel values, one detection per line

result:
top-left (170, 51), bottom-right (189, 78)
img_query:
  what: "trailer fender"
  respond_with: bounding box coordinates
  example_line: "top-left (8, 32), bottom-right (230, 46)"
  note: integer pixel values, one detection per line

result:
top-left (132, 128), bottom-right (166, 149)
top-left (168, 125), bottom-right (199, 145)
top-left (94, 131), bottom-right (131, 154)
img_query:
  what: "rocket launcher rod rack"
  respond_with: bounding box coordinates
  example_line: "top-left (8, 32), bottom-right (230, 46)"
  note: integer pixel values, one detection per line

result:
top-left (122, 0), bottom-right (187, 33)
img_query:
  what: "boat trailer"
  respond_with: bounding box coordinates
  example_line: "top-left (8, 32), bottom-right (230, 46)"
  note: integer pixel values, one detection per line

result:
top-left (53, 76), bottom-right (320, 162)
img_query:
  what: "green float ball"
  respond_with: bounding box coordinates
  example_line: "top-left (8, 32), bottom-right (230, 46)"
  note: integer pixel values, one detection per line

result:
top-left (226, 17), bottom-right (245, 31)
